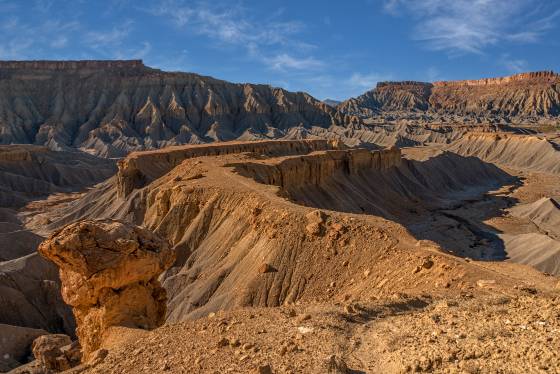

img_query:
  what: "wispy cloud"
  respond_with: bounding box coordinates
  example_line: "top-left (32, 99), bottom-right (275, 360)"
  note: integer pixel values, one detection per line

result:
top-left (500, 54), bottom-right (529, 73)
top-left (385, 0), bottom-right (560, 55)
top-left (266, 54), bottom-right (324, 72)
top-left (347, 72), bottom-right (387, 91)
top-left (85, 21), bottom-right (132, 48)
top-left (0, 17), bottom-right (79, 59)
top-left (145, 0), bottom-right (322, 72)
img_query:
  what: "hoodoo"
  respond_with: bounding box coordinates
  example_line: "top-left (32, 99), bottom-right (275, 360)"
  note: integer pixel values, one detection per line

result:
top-left (38, 220), bottom-right (175, 360)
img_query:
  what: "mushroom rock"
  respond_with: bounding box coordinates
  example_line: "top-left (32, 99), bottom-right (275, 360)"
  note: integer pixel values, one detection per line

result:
top-left (38, 220), bottom-right (175, 361)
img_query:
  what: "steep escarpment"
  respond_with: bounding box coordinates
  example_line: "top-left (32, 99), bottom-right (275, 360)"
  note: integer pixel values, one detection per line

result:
top-left (117, 139), bottom-right (340, 197)
top-left (340, 71), bottom-right (560, 122)
top-left (0, 60), bottom-right (356, 157)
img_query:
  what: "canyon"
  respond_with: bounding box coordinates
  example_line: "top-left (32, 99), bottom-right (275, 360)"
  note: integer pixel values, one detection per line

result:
top-left (0, 61), bottom-right (559, 373)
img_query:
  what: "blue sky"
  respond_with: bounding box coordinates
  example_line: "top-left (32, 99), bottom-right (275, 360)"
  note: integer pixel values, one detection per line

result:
top-left (1, 0), bottom-right (559, 101)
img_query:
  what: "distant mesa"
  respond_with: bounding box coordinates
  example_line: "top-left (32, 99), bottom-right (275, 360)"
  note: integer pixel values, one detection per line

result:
top-left (0, 59), bottom-right (146, 70)
top-left (339, 70), bottom-right (560, 119)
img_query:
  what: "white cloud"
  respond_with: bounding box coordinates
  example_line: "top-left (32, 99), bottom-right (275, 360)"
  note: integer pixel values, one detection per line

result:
top-left (385, 0), bottom-right (560, 55)
top-left (267, 54), bottom-right (324, 72)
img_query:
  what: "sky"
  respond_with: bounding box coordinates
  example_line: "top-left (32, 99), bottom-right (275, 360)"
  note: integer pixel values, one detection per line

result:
top-left (1, 0), bottom-right (559, 101)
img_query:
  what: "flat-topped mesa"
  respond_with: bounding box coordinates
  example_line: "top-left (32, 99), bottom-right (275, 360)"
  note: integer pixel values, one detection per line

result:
top-left (0, 59), bottom-right (146, 71)
top-left (376, 81), bottom-right (433, 88)
top-left (433, 71), bottom-right (559, 87)
top-left (229, 148), bottom-right (402, 191)
top-left (38, 220), bottom-right (175, 361)
top-left (117, 140), bottom-right (342, 197)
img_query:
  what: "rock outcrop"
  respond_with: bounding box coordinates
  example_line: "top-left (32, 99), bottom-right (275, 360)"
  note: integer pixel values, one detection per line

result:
top-left (0, 60), bottom-right (356, 158)
top-left (116, 139), bottom-right (340, 197)
top-left (38, 220), bottom-right (175, 360)
top-left (340, 71), bottom-right (560, 121)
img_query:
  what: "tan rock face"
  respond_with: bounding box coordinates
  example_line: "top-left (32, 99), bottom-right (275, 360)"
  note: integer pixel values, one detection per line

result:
top-left (38, 220), bottom-right (175, 360)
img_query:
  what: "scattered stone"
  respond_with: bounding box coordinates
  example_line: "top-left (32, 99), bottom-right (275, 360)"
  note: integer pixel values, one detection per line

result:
top-left (324, 354), bottom-right (349, 373)
top-left (229, 338), bottom-right (241, 348)
top-left (253, 364), bottom-right (273, 374)
top-left (217, 338), bottom-right (229, 348)
top-left (422, 258), bottom-right (434, 269)
top-left (306, 222), bottom-right (323, 236)
top-left (32, 334), bottom-right (75, 371)
top-left (259, 263), bottom-right (278, 274)
top-left (477, 279), bottom-right (496, 288)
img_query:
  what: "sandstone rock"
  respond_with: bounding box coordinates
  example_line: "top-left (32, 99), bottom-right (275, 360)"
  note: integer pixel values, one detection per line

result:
top-left (476, 280), bottom-right (496, 288)
top-left (339, 71), bottom-right (560, 120)
top-left (259, 263), bottom-right (278, 274)
top-left (306, 210), bottom-right (327, 224)
top-left (31, 334), bottom-right (73, 372)
top-left (38, 220), bottom-right (175, 361)
top-left (422, 258), bottom-right (434, 270)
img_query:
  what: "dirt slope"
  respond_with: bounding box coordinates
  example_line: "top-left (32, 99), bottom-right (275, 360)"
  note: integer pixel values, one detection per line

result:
top-left (446, 133), bottom-right (560, 174)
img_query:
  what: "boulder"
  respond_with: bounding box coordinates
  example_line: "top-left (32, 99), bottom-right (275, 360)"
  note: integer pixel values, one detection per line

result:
top-left (31, 334), bottom-right (74, 372)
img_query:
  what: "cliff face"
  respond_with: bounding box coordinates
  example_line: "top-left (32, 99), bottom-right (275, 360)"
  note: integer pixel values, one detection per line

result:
top-left (0, 60), bottom-right (355, 157)
top-left (339, 71), bottom-right (560, 120)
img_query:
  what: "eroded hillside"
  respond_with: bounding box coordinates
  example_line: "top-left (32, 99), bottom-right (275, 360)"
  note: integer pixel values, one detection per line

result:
top-left (0, 61), bottom-right (358, 157)
top-left (340, 71), bottom-right (560, 124)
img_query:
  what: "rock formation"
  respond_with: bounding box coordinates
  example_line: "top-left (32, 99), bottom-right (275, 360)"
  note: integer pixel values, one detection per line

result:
top-left (0, 60), bottom-right (356, 157)
top-left (339, 71), bottom-right (560, 121)
top-left (38, 220), bottom-right (175, 360)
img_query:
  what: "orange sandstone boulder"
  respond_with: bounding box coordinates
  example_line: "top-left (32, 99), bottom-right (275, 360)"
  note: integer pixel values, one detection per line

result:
top-left (38, 220), bottom-right (175, 361)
